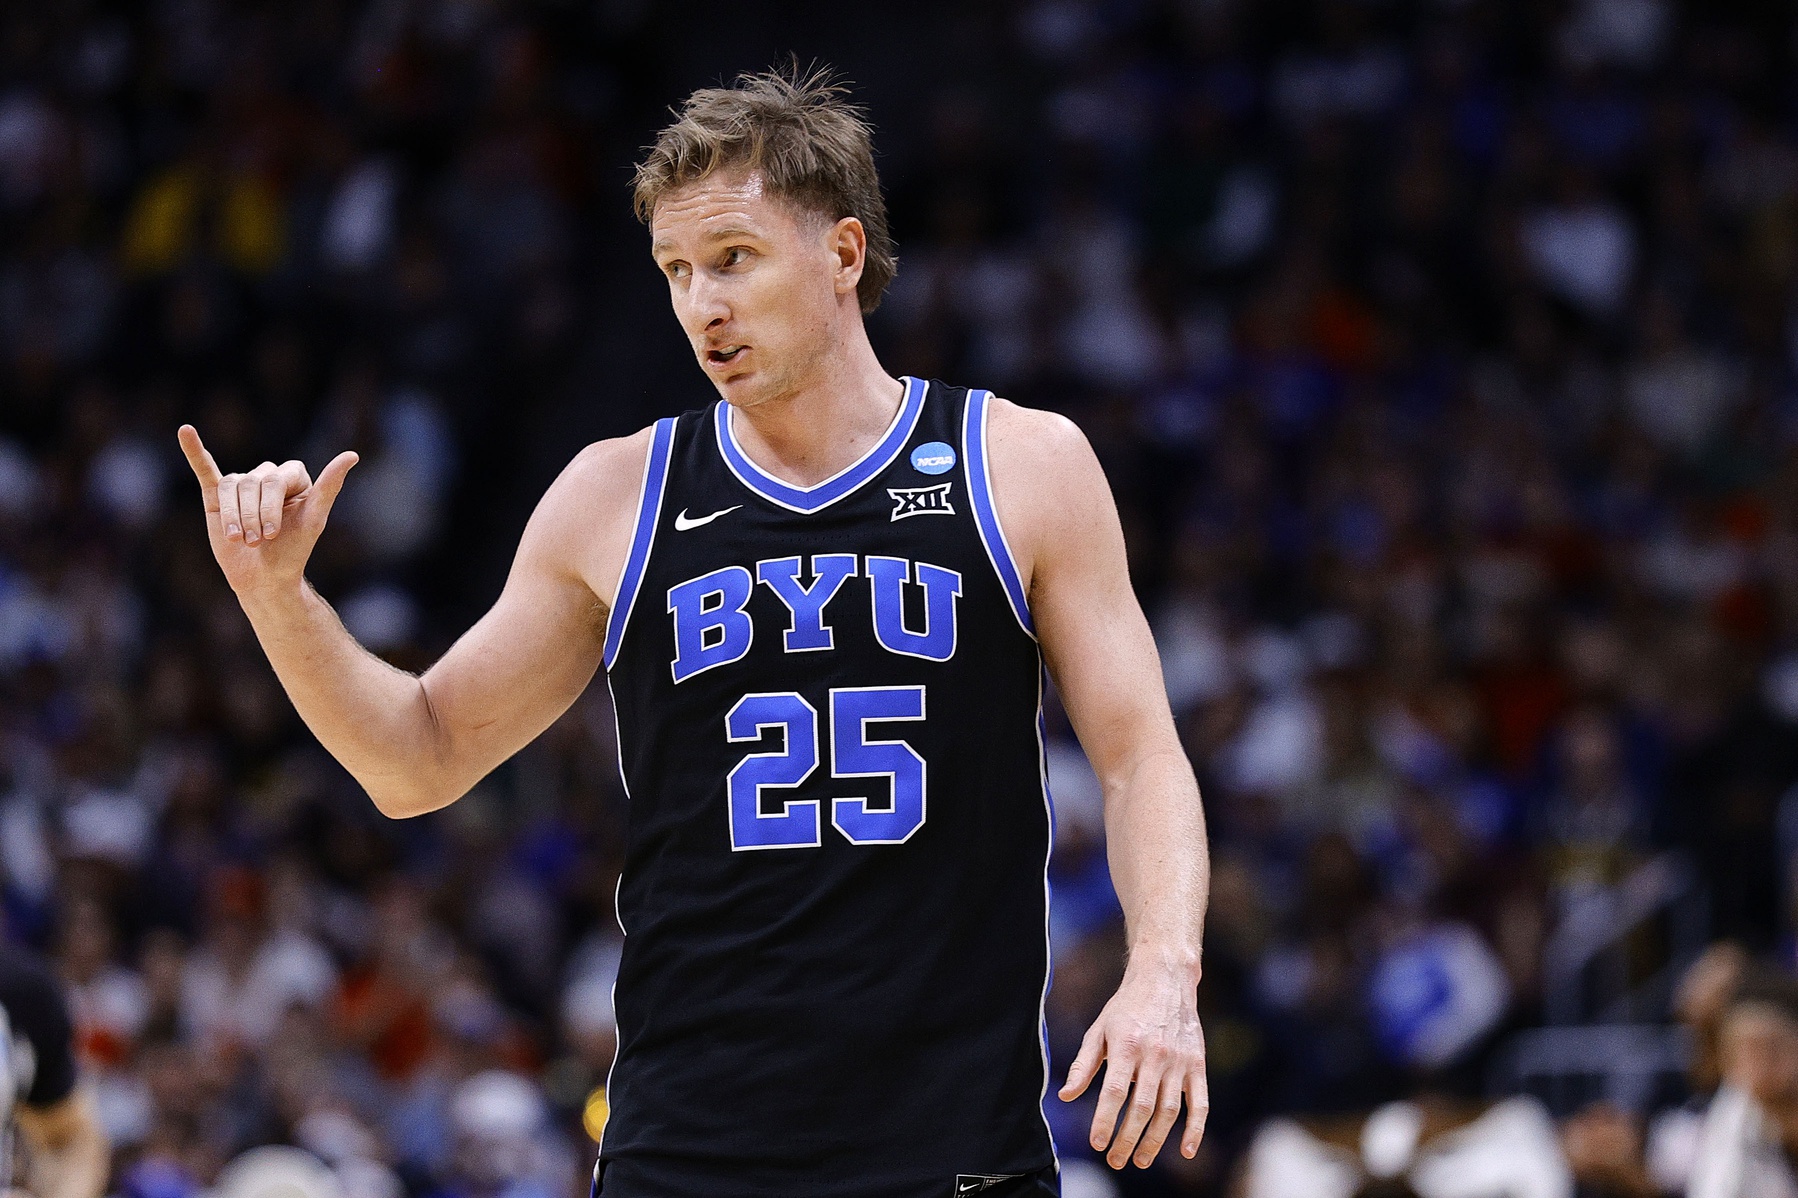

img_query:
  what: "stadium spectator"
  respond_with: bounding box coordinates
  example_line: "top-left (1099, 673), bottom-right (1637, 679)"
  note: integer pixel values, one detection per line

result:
top-left (1688, 971), bottom-right (1798, 1198)
top-left (2, 944), bottom-right (110, 1198)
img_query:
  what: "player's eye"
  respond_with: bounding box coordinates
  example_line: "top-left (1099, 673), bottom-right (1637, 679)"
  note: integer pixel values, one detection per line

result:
top-left (664, 261), bottom-right (689, 280)
top-left (722, 247), bottom-right (751, 268)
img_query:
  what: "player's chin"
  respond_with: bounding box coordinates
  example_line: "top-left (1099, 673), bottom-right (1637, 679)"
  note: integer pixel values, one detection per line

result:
top-left (708, 365), bottom-right (762, 403)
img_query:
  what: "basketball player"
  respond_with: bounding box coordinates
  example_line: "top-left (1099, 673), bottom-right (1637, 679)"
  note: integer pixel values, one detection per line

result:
top-left (178, 68), bottom-right (1209, 1197)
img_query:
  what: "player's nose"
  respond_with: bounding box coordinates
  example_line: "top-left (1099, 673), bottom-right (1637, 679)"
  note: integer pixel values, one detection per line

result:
top-left (682, 274), bottom-right (731, 333)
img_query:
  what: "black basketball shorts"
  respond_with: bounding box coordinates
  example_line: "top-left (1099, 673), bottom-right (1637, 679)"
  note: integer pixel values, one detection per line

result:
top-left (589, 1160), bottom-right (1061, 1198)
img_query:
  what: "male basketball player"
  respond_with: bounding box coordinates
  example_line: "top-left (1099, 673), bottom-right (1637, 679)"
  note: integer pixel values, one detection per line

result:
top-left (178, 68), bottom-right (1209, 1197)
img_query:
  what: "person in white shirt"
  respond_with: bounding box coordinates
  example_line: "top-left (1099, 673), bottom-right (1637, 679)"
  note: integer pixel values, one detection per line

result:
top-left (1688, 973), bottom-right (1798, 1198)
top-left (1242, 1096), bottom-right (1573, 1198)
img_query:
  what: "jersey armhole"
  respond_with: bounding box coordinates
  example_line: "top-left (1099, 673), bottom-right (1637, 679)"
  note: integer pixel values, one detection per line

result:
top-left (602, 418), bottom-right (678, 671)
top-left (961, 390), bottom-right (1036, 639)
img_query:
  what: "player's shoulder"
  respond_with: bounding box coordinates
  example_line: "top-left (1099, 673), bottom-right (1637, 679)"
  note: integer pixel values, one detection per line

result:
top-left (566, 424), bottom-right (660, 481)
top-left (545, 425), bottom-right (660, 511)
top-left (520, 425), bottom-right (661, 558)
top-left (983, 395), bottom-right (1104, 496)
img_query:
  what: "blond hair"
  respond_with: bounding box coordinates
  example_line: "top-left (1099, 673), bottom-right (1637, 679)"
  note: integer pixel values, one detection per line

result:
top-left (633, 64), bottom-right (897, 314)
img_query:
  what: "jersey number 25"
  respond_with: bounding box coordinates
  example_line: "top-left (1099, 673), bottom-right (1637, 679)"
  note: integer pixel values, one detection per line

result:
top-left (724, 686), bottom-right (926, 850)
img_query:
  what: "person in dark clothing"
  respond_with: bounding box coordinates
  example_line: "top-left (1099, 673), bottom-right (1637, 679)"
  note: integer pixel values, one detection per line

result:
top-left (0, 946), bottom-right (108, 1198)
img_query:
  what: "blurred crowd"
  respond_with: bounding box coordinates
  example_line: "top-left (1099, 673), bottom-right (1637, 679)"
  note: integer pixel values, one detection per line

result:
top-left (3, 0), bottom-right (1798, 1196)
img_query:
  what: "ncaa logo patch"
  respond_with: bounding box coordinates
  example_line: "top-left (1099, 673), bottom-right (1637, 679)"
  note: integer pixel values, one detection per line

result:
top-left (889, 483), bottom-right (954, 521)
top-left (910, 441), bottom-right (957, 475)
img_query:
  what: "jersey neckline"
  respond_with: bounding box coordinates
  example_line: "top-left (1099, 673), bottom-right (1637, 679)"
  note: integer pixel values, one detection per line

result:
top-left (713, 375), bottom-right (926, 514)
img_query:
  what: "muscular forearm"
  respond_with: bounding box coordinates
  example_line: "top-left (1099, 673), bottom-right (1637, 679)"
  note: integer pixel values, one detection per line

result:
top-left (176, 428), bottom-right (449, 813)
top-left (1103, 748), bottom-right (1209, 980)
top-left (1066, 742), bottom-right (1213, 1168)
top-left (1001, 400), bottom-right (1213, 1165)
top-left (238, 581), bottom-right (450, 816)
top-left (178, 425), bottom-right (619, 822)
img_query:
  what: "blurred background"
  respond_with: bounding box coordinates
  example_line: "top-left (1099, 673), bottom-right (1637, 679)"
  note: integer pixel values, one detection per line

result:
top-left (2, 0), bottom-right (1798, 1195)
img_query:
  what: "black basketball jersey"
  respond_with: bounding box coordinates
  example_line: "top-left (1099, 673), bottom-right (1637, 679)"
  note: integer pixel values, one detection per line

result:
top-left (596, 377), bottom-right (1058, 1196)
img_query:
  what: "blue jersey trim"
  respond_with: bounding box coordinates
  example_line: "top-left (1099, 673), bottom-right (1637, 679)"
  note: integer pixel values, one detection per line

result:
top-left (715, 376), bottom-right (926, 514)
top-left (604, 417), bottom-right (678, 670)
top-left (961, 389), bottom-right (1036, 638)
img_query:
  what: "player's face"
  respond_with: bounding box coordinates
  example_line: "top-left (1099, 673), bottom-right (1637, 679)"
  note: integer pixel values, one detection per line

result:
top-left (650, 169), bottom-right (856, 408)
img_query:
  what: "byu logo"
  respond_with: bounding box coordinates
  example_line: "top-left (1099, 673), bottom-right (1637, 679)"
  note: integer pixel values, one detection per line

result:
top-left (667, 553), bottom-right (961, 678)
top-left (888, 483), bottom-right (954, 521)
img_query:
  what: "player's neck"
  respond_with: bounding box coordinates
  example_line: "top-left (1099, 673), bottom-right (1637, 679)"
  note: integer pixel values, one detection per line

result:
top-left (725, 332), bottom-right (903, 489)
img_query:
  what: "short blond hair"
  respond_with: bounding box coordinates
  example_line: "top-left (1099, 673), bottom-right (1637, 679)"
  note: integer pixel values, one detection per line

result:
top-left (632, 64), bottom-right (897, 314)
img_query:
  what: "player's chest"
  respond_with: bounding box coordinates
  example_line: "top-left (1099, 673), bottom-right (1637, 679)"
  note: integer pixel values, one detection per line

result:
top-left (643, 506), bottom-right (980, 681)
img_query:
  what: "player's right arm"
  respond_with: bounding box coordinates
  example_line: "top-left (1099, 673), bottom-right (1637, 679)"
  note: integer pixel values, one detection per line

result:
top-left (178, 424), bottom-right (651, 818)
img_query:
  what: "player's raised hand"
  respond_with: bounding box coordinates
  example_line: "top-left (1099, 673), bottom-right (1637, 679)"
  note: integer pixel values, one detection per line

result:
top-left (178, 424), bottom-right (358, 597)
top-left (1059, 964), bottom-right (1209, 1170)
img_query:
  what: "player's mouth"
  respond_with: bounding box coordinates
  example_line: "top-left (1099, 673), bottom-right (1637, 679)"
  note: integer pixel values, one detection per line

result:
top-left (705, 345), bottom-right (748, 369)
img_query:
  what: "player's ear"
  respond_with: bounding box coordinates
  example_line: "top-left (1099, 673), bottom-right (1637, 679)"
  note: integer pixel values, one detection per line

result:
top-left (831, 216), bottom-right (866, 297)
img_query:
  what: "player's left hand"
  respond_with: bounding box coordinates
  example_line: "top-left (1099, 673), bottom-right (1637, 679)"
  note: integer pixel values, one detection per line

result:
top-left (1058, 960), bottom-right (1208, 1169)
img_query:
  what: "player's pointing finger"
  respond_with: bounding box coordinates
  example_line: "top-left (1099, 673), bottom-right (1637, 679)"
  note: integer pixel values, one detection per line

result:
top-left (177, 425), bottom-right (222, 490)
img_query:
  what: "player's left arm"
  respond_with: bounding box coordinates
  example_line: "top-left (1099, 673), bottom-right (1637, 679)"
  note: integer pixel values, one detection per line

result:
top-left (987, 398), bottom-right (1210, 1171)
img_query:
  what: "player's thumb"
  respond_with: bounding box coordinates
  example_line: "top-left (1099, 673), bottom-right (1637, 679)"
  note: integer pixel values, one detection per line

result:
top-left (308, 451), bottom-right (360, 520)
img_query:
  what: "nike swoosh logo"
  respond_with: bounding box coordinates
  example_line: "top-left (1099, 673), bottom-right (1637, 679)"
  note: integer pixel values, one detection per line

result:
top-left (673, 505), bottom-right (741, 531)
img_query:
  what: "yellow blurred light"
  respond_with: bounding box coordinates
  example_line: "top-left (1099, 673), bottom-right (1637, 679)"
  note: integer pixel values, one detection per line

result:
top-left (582, 1087), bottom-right (610, 1141)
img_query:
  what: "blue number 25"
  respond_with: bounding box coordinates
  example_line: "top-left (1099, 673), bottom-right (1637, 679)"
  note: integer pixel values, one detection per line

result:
top-left (725, 687), bottom-right (927, 851)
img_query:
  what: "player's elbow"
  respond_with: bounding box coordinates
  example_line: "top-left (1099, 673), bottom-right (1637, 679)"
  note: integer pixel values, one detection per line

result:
top-left (362, 679), bottom-right (469, 818)
top-left (361, 755), bottom-right (469, 819)
top-left (365, 786), bottom-right (423, 820)
top-left (364, 777), bottom-right (463, 820)
top-left (1093, 739), bottom-right (1192, 805)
